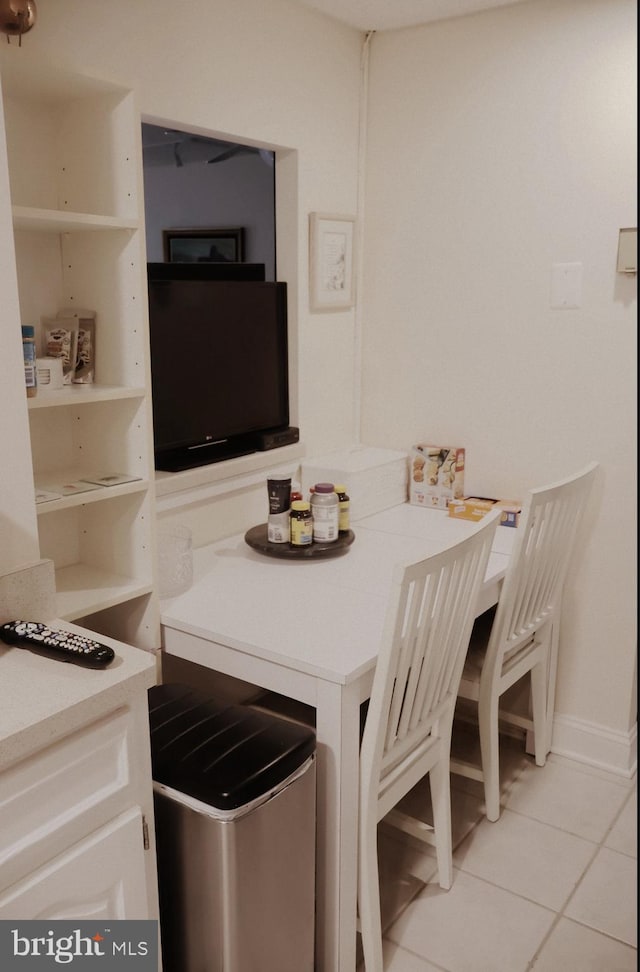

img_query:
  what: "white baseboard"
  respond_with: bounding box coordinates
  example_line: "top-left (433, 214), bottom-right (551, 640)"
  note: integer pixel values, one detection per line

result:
top-left (551, 713), bottom-right (637, 778)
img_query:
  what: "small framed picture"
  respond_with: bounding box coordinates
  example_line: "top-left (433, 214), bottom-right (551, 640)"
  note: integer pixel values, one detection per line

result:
top-left (309, 213), bottom-right (356, 311)
top-left (163, 227), bottom-right (245, 263)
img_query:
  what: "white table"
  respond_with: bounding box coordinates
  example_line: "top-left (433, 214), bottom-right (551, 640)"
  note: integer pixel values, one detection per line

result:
top-left (160, 505), bottom-right (515, 971)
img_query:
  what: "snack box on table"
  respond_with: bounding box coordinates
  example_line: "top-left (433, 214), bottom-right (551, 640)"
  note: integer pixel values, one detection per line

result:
top-left (448, 497), bottom-right (522, 527)
top-left (409, 445), bottom-right (465, 510)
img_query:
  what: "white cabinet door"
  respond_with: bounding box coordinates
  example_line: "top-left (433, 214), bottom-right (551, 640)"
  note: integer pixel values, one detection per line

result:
top-left (0, 807), bottom-right (149, 920)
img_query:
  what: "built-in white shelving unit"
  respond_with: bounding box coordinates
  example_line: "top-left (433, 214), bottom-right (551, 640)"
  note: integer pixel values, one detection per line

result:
top-left (1, 47), bottom-right (159, 650)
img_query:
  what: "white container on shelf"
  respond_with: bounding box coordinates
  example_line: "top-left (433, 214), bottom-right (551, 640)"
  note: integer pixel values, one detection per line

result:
top-left (301, 446), bottom-right (408, 522)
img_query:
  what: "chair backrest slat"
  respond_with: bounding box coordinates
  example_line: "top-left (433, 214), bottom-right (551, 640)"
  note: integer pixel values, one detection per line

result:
top-left (362, 509), bottom-right (501, 800)
top-left (486, 462), bottom-right (598, 669)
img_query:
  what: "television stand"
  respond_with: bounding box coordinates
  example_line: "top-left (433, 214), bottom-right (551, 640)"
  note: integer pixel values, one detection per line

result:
top-left (155, 436), bottom-right (258, 472)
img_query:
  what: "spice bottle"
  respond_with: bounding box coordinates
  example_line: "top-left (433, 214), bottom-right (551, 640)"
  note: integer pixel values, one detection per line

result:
top-left (334, 484), bottom-right (350, 532)
top-left (310, 482), bottom-right (339, 543)
top-left (290, 501), bottom-right (313, 546)
top-left (21, 325), bottom-right (37, 398)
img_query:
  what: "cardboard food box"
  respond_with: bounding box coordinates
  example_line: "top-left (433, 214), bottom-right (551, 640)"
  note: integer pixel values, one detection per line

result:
top-left (448, 496), bottom-right (522, 527)
top-left (409, 445), bottom-right (465, 509)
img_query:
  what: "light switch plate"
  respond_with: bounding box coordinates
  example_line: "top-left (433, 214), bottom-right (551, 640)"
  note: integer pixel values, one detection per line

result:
top-left (617, 228), bottom-right (637, 273)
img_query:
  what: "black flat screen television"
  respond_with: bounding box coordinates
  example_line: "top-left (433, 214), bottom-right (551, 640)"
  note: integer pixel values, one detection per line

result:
top-left (147, 265), bottom-right (292, 472)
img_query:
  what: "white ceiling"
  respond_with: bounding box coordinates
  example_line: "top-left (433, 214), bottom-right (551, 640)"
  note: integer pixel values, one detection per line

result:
top-left (289, 0), bottom-right (531, 32)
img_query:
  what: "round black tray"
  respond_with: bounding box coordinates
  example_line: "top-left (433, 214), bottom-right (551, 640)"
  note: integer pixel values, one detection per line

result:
top-left (244, 523), bottom-right (355, 560)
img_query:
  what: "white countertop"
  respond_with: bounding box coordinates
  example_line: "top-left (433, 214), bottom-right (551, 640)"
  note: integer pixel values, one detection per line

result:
top-left (161, 505), bottom-right (515, 686)
top-left (0, 621), bottom-right (157, 772)
top-left (356, 504), bottom-right (516, 555)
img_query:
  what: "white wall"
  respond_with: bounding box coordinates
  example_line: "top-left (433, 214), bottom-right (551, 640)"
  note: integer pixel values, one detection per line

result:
top-left (0, 0), bottom-right (364, 552)
top-left (1, 0), bottom-right (363, 452)
top-left (0, 90), bottom-right (40, 574)
top-left (362, 0), bottom-right (637, 765)
top-left (0, 0), bottom-right (635, 772)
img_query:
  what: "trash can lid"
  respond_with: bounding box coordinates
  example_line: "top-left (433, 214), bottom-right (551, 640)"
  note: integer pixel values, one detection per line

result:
top-left (148, 684), bottom-right (316, 811)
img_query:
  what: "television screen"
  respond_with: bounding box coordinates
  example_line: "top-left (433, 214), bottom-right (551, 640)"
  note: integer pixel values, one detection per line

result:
top-left (148, 270), bottom-right (290, 471)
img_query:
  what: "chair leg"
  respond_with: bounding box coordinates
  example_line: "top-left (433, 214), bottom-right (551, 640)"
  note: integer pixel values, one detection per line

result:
top-left (478, 691), bottom-right (501, 822)
top-left (429, 756), bottom-right (453, 889)
top-left (544, 621), bottom-right (560, 756)
top-left (358, 810), bottom-right (384, 972)
top-left (530, 659), bottom-right (548, 768)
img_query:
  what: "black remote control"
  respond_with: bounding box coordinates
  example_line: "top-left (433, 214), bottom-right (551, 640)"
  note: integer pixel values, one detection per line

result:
top-left (0, 621), bottom-right (115, 668)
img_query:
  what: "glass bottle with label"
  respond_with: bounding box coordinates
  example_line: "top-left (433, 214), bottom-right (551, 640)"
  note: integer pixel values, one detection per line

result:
top-left (334, 484), bottom-right (350, 532)
top-left (21, 325), bottom-right (37, 398)
top-left (310, 482), bottom-right (339, 542)
top-left (290, 501), bottom-right (313, 546)
top-left (267, 476), bottom-right (291, 543)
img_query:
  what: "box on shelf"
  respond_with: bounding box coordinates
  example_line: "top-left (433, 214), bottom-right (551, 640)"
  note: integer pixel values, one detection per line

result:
top-left (58, 308), bottom-right (96, 384)
top-left (300, 446), bottom-right (408, 521)
top-left (448, 496), bottom-right (522, 527)
top-left (409, 444), bottom-right (465, 509)
top-left (41, 316), bottom-right (78, 385)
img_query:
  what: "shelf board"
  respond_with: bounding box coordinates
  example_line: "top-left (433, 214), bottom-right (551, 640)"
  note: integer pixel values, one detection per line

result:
top-left (35, 478), bottom-right (149, 515)
top-left (12, 206), bottom-right (138, 233)
top-left (0, 47), bottom-right (130, 104)
top-left (155, 441), bottom-right (306, 500)
top-left (28, 385), bottom-right (146, 410)
top-left (55, 565), bottom-right (153, 621)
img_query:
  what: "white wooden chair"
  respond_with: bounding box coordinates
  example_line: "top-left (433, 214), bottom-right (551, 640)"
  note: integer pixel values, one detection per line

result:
top-left (358, 510), bottom-right (501, 972)
top-left (452, 462), bottom-right (599, 822)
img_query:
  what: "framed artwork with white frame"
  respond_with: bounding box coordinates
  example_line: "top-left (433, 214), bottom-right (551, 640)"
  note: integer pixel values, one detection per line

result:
top-left (309, 212), bottom-right (356, 311)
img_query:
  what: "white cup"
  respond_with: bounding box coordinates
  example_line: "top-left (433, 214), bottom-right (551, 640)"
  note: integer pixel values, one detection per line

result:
top-left (36, 357), bottom-right (64, 392)
top-left (157, 524), bottom-right (193, 598)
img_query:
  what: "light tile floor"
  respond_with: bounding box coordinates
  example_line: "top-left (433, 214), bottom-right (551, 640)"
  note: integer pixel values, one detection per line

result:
top-left (361, 723), bottom-right (637, 971)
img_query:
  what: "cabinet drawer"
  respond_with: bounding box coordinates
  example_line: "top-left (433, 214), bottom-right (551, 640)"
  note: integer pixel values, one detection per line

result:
top-left (0, 806), bottom-right (148, 919)
top-left (0, 708), bottom-right (134, 889)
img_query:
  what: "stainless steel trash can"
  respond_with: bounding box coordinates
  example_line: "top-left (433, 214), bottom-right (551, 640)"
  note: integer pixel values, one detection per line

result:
top-left (148, 684), bottom-right (316, 972)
